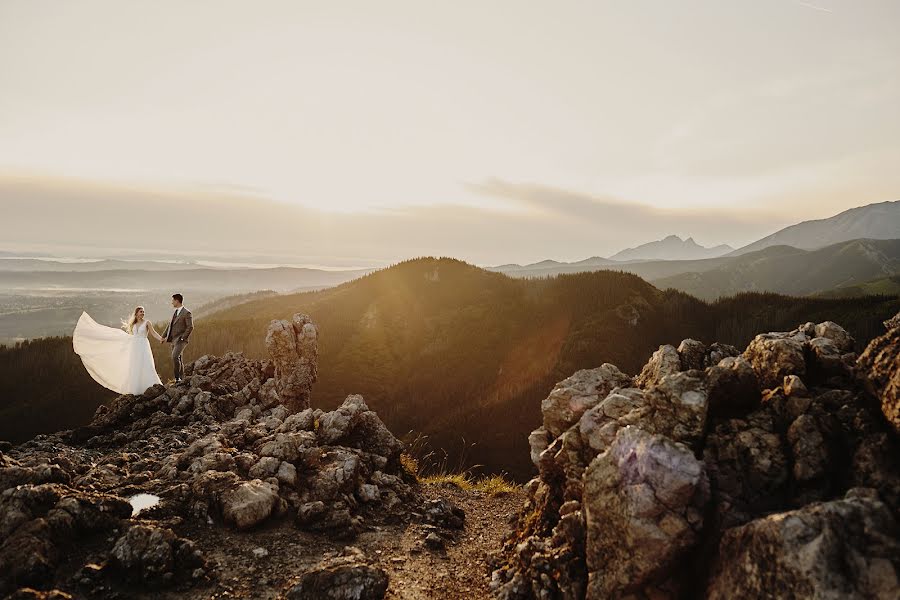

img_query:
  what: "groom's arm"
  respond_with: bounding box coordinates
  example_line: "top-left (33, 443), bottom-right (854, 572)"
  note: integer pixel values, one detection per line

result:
top-left (181, 311), bottom-right (194, 342)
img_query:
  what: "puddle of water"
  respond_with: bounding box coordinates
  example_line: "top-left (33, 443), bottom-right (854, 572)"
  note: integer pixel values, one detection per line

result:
top-left (128, 493), bottom-right (160, 517)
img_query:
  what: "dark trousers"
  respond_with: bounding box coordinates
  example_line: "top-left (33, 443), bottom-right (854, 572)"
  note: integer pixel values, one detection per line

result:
top-left (171, 340), bottom-right (187, 380)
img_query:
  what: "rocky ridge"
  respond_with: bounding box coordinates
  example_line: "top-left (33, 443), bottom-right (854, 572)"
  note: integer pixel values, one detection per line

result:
top-left (491, 315), bottom-right (900, 599)
top-left (0, 314), bottom-right (450, 599)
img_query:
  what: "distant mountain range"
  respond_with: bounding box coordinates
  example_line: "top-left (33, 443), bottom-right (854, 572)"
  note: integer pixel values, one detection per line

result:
top-left (493, 201), bottom-right (900, 298)
top-left (730, 200), bottom-right (900, 255)
top-left (654, 239), bottom-right (900, 300)
top-left (610, 235), bottom-right (733, 261)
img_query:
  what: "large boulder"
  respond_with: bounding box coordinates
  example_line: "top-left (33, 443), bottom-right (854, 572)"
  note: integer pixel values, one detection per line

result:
top-left (857, 311), bottom-right (900, 434)
top-left (110, 524), bottom-right (205, 583)
top-left (583, 426), bottom-right (709, 598)
top-left (266, 313), bottom-right (319, 412)
top-left (706, 489), bottom-right (899, 599)
top-left (635, 345), bottom-right (682, 388)
top-left (495, 318), bottom-right (900, 600)
top-left (220, 479), bottom-right (280, 529)
top-left (541, 365), bottom-right (632, 438)
top-left (703, 410), bottom-right (789, 529)
top-left (705, 356), bottom-right (760, 419)
top-left (743, 333), bottom-right (806, 390)
top-left (285, 550), bottom-right (388, 600)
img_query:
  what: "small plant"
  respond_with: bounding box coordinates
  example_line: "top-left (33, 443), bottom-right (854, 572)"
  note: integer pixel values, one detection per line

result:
top-left (400, 430), bottom-right (517, 495)
top-left (421, 472), bottom-right (474, 491)
top-left (472, 474), bottom-right (518, 497)
top-left (400, 452), bottom-right (420, 478)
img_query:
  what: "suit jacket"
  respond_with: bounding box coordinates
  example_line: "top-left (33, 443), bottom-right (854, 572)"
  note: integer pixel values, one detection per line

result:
top-left (164, 307), bottom-right (193, 343)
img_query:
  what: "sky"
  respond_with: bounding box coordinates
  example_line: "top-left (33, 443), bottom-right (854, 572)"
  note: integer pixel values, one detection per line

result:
top-left (1, 0), bottom-right (898, 266)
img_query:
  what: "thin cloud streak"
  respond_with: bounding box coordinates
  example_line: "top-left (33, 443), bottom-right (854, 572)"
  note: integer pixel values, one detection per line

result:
top-left (796, 2), bottom-right (834, 14)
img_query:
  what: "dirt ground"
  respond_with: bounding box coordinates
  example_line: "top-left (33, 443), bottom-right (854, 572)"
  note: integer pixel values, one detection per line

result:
top-left (77, 483), bottom-right (524, 600)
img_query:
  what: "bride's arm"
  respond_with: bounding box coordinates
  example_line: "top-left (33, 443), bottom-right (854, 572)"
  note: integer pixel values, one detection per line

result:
top-left (147, 321), bottom-right (164, 342)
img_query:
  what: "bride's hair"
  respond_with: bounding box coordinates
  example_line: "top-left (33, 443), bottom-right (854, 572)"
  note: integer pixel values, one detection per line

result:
top-left (122, 306), bottom-right (144, 334)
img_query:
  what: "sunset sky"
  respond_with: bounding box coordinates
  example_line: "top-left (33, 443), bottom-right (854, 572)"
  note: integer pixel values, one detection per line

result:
top-left (1, 0), bottom-right (898, 265)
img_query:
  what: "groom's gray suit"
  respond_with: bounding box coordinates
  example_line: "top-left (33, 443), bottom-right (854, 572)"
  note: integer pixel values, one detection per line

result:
top-left (163, 307), bottom-right (193, 381)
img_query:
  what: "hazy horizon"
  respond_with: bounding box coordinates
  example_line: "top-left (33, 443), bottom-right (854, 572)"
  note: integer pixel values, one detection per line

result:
top-left (2, 1), bottom-right (899, 265)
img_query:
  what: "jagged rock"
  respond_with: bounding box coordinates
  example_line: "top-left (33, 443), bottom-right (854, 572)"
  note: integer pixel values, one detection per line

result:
top-left (783, 374), bottom-right (808, 398)
top-left (677, 339), bottom-right (707, 371)
top-left (110, 524), bottom-right (205, 583)
top-left (885, 312), bottom-right (900, 331)
top-left (703, 410), bottom-right (789, 529)
top-left (705, 342), bottom-right (740, 367)
top-left (527, 427), bottom-right (550, 467)
top-left (635, 345), bottom-right (682, 388)
top-left (541, 365), bottom-right (632, 438)
top-left (815, 321), bottom-right (855, 352)
top-left (787, 414), bottom-right (830, 484)
top-left (706, 489), bottom-right (900, 599)
top-left (498, 318), bottom-right (900, 600)
top-left (857, 312), bottom-right (900, 434)
top-left (808, 336), bottom-right (848, 378)
top-left (705, 356), bottom-right (760, 419)
top-left (220, 479), bottom-right (279, 529)
top-left (578, 387), bottom-right (646, 454)
top-left (265, 313), bottom-right (318, 412)
top-left (642, 372), bottom-right (709, 450)
top-left (0, 484), bottom-right (132, 595)
top-left (285, 553), bottom-right (388, 600)
top-left (743, 333), bottom-right (806, 390)
top-left (583, 426), bottom-right (709, 598)
top-left (422, 498), bottom-right (465, 529)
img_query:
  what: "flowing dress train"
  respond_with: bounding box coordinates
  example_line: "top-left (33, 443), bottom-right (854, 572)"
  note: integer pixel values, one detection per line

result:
top-left (73, 312), bottom-right (162, 395)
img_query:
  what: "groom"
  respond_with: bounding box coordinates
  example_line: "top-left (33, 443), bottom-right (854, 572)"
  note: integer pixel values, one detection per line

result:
top-left (161, 293), bottom-right (193, 382)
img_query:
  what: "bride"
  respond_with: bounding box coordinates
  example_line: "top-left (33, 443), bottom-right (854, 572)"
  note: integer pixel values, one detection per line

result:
top-left (73, 307), bottom-right (164, 395)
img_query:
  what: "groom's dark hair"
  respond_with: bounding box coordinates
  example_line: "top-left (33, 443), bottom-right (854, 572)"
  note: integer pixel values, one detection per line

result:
top-left (172, 293), bottom-right (184, 303)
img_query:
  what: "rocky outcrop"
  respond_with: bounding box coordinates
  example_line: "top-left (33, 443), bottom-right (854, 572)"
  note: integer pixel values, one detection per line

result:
top-left (493, 316), bottom-right (900, 599)
top-left (109, 524), bottom-right (206, 583)
top-left (858, 310), bottom-right (900, 434)
top-left (266, 313), bottom-right (319, 411)
top-left (706, 488), bottom-right (899, 599)
top-left (583, 427), bottom-right (708, 598)
top-left (285, 548), bottom-right (388, 600)
top-left (0, 314), bottom-right (417, 598)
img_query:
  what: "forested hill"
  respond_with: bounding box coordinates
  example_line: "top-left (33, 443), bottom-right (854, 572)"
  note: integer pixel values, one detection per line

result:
top-left (2, 257), bottom-right (898, 478)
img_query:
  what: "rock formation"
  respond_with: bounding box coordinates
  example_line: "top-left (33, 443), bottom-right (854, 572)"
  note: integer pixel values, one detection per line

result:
top-left (0, 314), bottom-right (420, 598)
top-left (265, 313), bottom-right (319, 411)
top-left (858, 312), bottom-right (900, 435)
top-left (492, 315), bottom-right (900, 599)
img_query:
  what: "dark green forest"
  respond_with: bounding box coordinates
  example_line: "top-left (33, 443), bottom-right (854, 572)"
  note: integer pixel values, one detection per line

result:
top-left (2, 258), bottom-right (897, 478)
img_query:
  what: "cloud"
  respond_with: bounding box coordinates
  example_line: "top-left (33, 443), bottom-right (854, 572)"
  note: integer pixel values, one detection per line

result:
top-left (0, 172), bottom-right (847, 266)
top-left (796, 2), bottom-right (833, 14)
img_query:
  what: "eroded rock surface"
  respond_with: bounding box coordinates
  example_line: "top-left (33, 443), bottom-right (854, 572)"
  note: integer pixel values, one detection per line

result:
top-left (285, 548), bottom-right (389, 600)
top-left (493, 317), bottom-right (900, 599)
top-left (858, 310), bottom-right (900, 434)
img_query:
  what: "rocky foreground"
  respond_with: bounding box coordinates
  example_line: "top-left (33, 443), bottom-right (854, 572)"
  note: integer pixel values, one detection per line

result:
top-left (491, 314), bottom-right (900, 599)
top-left (0, 314), bottom-right (498, 599)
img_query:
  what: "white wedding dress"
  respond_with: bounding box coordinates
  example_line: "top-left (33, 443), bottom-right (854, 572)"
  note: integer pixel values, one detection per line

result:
top-left (73, 312), bottom-right (163, 395)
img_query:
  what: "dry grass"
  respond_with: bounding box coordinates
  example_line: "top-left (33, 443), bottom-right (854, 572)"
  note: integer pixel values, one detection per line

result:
top-left (472, 474), bottom-right (519, 496)
top-left (421, 472), bottom-right (519, 497)
top-left (401, 431), bottom-right (518, 496)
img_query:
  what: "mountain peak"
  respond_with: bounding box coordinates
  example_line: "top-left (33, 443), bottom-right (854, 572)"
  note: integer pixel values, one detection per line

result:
top-left (731, 200), bottom-right (900, 256)
top-left (609, 235), bottom-right (734, 262)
